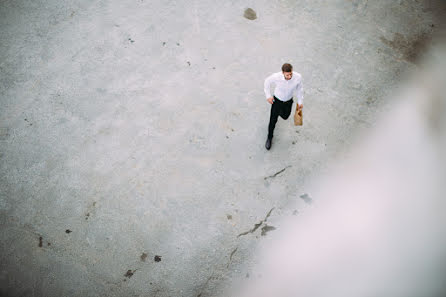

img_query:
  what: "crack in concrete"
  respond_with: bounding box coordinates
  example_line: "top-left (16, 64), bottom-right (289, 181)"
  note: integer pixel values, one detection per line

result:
top-left (229, 247), bottom-right (238, 262)
top-left (237, 222), bottom-right (262, 237)
top-left (237, 208), bottom-right (275, 238)
top-left (264, 166), bottom-right (291, 180)
top-left (226, 247), bottom-right (238, 268)
top-left (197, 272), bottom-right (214, 297)
top-left (264, 207), bottom-right (274, 221)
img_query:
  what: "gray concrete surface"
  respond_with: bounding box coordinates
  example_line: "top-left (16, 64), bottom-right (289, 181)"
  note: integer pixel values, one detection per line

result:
top-left (0, 0), bottom-right (442, 296)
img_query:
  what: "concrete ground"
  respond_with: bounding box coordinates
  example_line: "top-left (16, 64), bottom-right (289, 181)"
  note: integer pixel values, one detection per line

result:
top-left (0, 0), bottom-right (443, 296)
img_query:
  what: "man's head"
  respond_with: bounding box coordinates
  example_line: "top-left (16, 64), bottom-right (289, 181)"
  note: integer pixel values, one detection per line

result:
top-left (282, 63), bottom-right (293, 80)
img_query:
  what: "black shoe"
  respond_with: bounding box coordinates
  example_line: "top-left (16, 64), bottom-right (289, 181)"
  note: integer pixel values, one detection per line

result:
top-left (265, 138), bottom-right (272, 150)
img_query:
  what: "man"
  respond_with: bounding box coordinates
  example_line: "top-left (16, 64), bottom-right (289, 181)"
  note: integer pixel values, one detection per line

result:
top-left (264, 63), bottom-right (303, 150)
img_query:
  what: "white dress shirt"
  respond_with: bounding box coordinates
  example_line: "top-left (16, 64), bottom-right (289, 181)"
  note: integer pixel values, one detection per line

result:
top-left (264, 71), bottom-right (304, 105)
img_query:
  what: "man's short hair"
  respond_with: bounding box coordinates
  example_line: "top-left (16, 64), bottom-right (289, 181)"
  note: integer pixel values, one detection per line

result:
top-left (282, 63), bottom-right (293, 73)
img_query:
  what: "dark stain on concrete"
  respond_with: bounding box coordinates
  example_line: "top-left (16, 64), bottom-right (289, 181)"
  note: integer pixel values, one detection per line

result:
top-left (380, 32), bottom-right (432, 64)
top-left (244, 8), bottom-right (257, 20)
top-left (65, 229), bottom-right (72, 234)
top-left (300, 193), bottom-right (313, 204)
top-left (85, 202), bottom-right (97, 220)
top-left (246, 273), bottom-right (249, 278)
top-left (292, 210), bottom-right (299, 215)
top-left (39, 236), bottom-right (43, 247)
top-left (162, 42), bottom-right (166, 46)
top-left (227, 214), bottom-right (232, 220)
top-left (128, 38), bottom-right (135, 43)
top-left (124, 269), bottom-right (135, 278)
top-left (154, 255), bottom-right (162, 262)
top-left (237, 208), bottom-right (274, 237)
top-left (366, 96), bottom-right (376, 106)
top-left (141, 252), bottom-right (148, 262)
top-left (261, 225), bottom-right (276, 236)
top-left (187, 61), bottom-right (191, 66)
top-left (264, 165), bottom-right (291, 180)
top-left (0, 128), bottom-right (9, 140)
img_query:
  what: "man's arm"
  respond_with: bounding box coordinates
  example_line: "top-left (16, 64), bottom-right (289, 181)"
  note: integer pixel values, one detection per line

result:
top-left (264, 73), bottom-right (276, 104)
top-left (295, 78), bottom-right (304, 109)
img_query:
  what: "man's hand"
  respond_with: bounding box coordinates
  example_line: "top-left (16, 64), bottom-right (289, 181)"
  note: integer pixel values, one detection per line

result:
top-left (267, 97), bottom-right (274, 104)
top-left (297, 104), bottom-right (303, 110)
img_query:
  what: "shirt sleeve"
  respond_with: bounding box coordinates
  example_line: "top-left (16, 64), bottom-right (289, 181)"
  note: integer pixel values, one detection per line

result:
top-left (264, 73), bottom-right (275, 99)
top-left (295, 77), bottom-right (304, 105)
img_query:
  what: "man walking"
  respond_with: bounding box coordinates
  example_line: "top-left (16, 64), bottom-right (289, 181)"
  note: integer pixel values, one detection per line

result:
top-left (264, 63), bottom-right (303, 150)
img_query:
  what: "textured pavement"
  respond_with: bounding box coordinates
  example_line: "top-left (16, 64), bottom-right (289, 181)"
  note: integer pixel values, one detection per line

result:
top-left (0, 0), bottom-right (442, 296)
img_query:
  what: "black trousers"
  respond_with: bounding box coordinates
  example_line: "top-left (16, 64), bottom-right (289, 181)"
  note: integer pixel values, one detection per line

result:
top-left (268, 96), bottom-right (293, 139)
